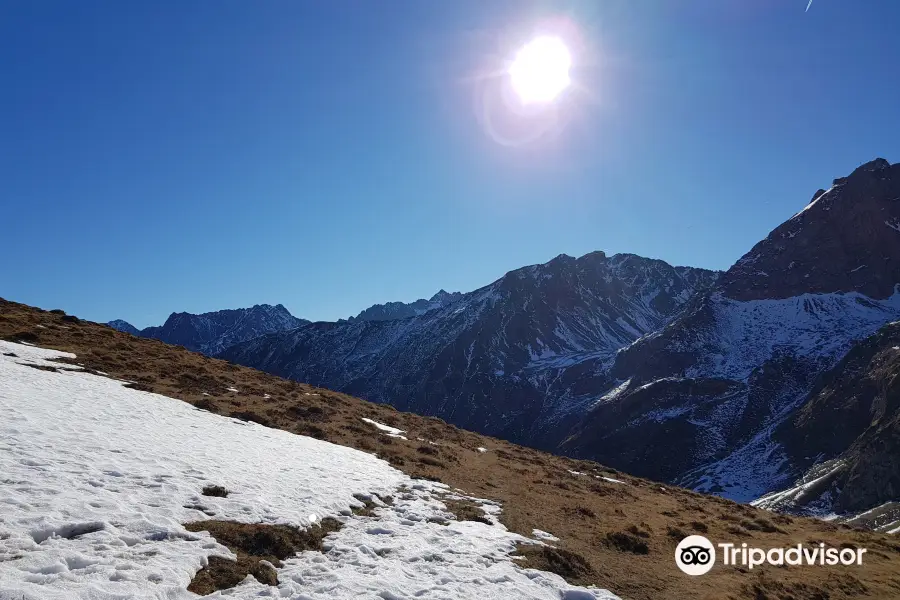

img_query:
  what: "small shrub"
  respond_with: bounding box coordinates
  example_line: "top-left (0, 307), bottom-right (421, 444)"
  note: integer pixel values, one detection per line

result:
top-left (298, 424), bottom-right (326, 440)
top-left (49, 309), bottom-right (66, 315)
top-left (356, 438), bottom-right (376, 452)
top-left (514, 545), bottom-right (596, 585)
top-left (690, 521), bottom-right (709, 533)
top-left (287, 404), bottom-right (330, 422)
top-left (202, 485), bottom-right (228, 498)
top-left (416, 445), bottom-right (439, 456)
top-left (741, 518), bottom-right (781, 533)
top-left (124, 382), bottom-right (154, 392)
top-left (5, 331), bottom-right (39, 344)
top-left (351, 494), bottom-right (378, 517)
top-left (418, 456), bottom-right (445, 468)
top-left (573, 506), bottom-right (596, 519)
top-left (626, 524), bottom-right (651, 539)
top-left (442, 498), bottom-right (492, 525)
top-left (229, 411), bottom-right (271, 427)
top-left (23, 363), bottom-right (59, 373)
top-left (61, 315), bottom-right (80, 324)
top-left (194, 398), bottom-right (215, 411)
top-left (605, 531), bottom-right (649, 554)
top-left (772, 513), bottom-right (794, 525)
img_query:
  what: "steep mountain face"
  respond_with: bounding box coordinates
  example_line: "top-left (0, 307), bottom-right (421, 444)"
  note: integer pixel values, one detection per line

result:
top-left (352, 290), bottom-right (463, 321)
top-left (719, 158), bottom-right (900, 302)
top-left (561, 158), bottom-right (900, 504)
top-left (220, 252), bottom-right (719, 441)
top-left (753, 321), bottom-right (900, 516)
top-left (108, 304), bottom-right (308, 355)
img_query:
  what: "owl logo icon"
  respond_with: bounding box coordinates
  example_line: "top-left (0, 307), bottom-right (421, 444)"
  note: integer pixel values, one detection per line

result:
top-left (676, 535), bottom-right (716, 575)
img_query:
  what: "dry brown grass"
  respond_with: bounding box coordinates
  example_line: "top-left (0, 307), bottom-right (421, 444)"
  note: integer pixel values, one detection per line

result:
top-left (183, 518), bottom-right (341, 593)
top-left (3, 297), bottom-right (900, 599)
top-left (440, 497), bottom-right (492, 525)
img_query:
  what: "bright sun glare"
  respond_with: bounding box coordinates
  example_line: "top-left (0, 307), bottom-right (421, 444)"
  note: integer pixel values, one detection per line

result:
top-left (508, 36), bottom-right (572, 105)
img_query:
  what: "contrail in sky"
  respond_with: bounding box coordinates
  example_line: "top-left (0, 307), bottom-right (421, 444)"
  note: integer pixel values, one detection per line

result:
top-left (806, 0), bottom-right (813, 11)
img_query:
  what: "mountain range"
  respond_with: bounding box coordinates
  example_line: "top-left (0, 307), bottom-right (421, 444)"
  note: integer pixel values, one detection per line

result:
top-left (108, 304), bottom-right (307, 355)
top-left (110, 158), bottom-right (900, 521)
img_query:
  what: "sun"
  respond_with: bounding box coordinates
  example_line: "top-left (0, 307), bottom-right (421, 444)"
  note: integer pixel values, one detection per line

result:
top-left (508, 36), bottom-right (572, 105)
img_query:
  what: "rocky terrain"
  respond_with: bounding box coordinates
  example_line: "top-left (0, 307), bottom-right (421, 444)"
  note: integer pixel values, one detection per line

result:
top-left (109, 303), bottom-right (307, 355)
top-left (220, 252), bottom-right (718, 441)
top-left (562, 158), bottom-right (900, 510)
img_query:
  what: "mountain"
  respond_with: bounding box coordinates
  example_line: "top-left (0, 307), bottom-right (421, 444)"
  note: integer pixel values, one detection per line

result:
top-left (220, 252), bottom-right (719, 442)
top-left (7, 297), bottom-right (897, 600)
top-left (752, 320), bottom-right (900, 521)
top-left (108, 304), bottom-right (308, 355)
top-left (352, 290), bottom-right (463, 321)
top-left (107, 319), bottom-right (140, 336)
top-left (561, 158), bottom-right (900, 506)
top-left (109, 157), bottom-right (900, 523)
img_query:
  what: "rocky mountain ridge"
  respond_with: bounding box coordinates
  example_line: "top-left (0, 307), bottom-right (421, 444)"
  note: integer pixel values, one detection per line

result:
top-left (109, 304), bottom-right (307, 355)
top-left (220, 252), bottom-right (720, 440)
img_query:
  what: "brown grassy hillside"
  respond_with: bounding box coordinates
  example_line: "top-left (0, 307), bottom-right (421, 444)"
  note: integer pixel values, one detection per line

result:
top-left (2, 297), bottom-right (899, 599)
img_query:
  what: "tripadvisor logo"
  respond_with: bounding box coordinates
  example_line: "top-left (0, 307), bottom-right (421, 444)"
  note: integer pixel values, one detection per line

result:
top-left (675, 535), bottom-right (867, 576)
top-left (676, 535), bottom-right (716, 575)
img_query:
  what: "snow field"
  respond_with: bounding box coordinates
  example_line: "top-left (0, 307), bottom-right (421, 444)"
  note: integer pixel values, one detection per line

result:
top-left (0, 342), bottom-right (618, 599)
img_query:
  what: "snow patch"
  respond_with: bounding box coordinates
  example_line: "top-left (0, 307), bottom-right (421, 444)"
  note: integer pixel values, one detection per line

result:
top-left (0, 342), bottom-right (619, 600)
top-left (598, 476), bottom-right (625, 484)
top-left (593, 378), bottom-right (631, 407)
top-left (361, 418), bottom-right (406, 439)
top-left (531, 529), bottom-right (560, 542)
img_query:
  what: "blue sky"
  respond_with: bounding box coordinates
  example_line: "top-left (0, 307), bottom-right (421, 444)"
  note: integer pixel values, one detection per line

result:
top-left (2, 0), bottom-right (898, 327)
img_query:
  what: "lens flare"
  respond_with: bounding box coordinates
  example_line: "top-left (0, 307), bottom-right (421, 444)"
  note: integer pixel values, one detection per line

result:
top-left (508, 36), bottom-right (572, 104)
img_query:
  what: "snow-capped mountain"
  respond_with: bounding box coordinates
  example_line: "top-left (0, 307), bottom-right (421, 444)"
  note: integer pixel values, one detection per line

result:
top-left (352, 290), bottom-right (463, 321)
top-left (562, 158), bottom-right (900, 505)
top-left (220, 252), bottom-right (719, 441)
top-left (108, 304), bottom-right (308, 355)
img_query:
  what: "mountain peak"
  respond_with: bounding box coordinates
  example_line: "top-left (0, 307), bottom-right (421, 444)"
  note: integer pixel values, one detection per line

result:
top-left (107, 319), bottom-right (140, 336)
top-left (548, 253), bottom-right (576, 265)
top-left (120, 304), bottom-right (307, 355)
top-left (852, 157), bottom-right (891, 175)
top-left (720, 158), bottom-right (900, 301)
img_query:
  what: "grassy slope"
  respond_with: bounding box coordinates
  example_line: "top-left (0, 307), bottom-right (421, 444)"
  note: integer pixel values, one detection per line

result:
top-left (2, 297), bottom-right (899, 600)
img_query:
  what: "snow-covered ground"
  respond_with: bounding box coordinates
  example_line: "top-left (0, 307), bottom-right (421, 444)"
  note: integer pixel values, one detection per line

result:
top-left (0, 341), bottom-right (617, 600)
top-left (686, 290), bottom-right (900, 380)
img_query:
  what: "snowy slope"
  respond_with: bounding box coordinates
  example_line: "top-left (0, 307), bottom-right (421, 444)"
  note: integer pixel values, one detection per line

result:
top-left (748, 320), bottom-right (900, 518)
top-left (0, 341), bottom-right (617, 600)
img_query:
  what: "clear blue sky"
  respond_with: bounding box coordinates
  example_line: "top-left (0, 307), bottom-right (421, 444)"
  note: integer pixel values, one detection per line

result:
top-left (2, 0), bottom-right (898, 327)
